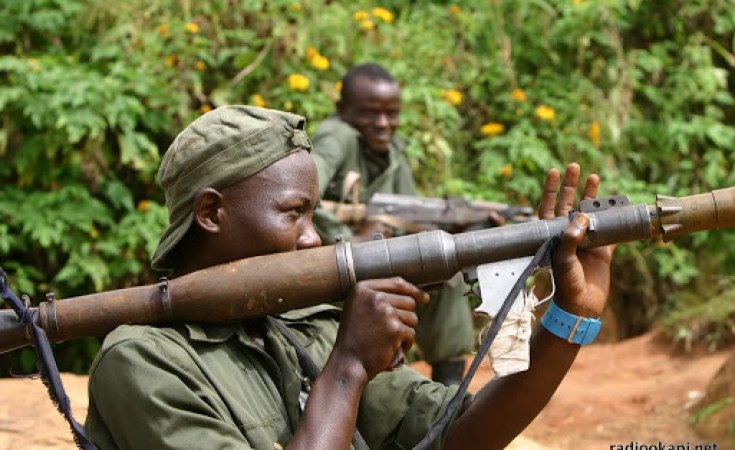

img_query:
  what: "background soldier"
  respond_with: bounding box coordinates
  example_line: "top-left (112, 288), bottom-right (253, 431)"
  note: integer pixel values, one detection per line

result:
top-left (310, 63), bottom-right (474, 385)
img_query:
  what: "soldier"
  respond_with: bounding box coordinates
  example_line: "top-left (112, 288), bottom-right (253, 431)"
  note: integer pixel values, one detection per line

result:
top-left (310, 63), bottom-right (472, 385)
top-left (85, 105), bottom-right (613, 449)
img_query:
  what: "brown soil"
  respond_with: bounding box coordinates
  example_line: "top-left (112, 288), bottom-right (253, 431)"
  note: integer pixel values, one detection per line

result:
top-left (0, 331), bottom-right (729, 450)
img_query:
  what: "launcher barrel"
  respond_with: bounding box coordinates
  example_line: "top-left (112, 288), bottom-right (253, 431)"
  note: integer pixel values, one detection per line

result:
top-left (1, 187), bottom-right (733, 354)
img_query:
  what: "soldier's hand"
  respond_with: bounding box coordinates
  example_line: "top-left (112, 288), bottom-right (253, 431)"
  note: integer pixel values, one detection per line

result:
top-left (352, 220), bottom-right (394, 243)
top-left (538, 163), bottom-right (614, 318)
top-left (486, 210), bottom-right (506, 227)
top-left (334, 277), bottom-right (429, 380)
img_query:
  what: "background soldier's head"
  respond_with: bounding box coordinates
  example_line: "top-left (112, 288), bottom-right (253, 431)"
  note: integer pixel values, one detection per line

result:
top-left (337, 63), bottom-right (401, 154)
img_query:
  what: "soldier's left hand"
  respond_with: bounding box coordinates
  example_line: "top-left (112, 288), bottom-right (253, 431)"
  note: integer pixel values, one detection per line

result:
top-left (538, 163), bottom-right (614, 318)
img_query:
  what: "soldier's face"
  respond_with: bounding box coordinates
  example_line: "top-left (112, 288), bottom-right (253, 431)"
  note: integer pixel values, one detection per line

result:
top-left (216, 149), bottom-right (321, 261)
top-left (338, 77), bottom-right (401, 154)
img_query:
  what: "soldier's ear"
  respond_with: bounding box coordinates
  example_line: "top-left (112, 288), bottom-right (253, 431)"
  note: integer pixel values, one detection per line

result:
top-left (193, 188), bottom-right (224, 234)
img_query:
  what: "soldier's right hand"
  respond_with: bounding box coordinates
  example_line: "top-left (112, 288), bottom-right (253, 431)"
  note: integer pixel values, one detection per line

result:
top-left (333, 277), bottom-right (429, 380)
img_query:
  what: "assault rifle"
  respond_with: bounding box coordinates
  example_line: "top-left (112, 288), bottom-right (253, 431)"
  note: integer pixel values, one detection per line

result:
top-left (1, 187), bottom-right (734, 353)
top-left (319, 193), bottom-right (535, 233)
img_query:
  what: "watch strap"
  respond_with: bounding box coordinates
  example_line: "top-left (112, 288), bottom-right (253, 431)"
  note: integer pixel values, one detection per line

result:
top-left (540, 300), bottom-right (601, 345)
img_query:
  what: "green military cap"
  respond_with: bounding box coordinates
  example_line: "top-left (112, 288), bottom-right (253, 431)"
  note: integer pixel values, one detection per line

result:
top-left (151, 105), bottom-right (312, 271)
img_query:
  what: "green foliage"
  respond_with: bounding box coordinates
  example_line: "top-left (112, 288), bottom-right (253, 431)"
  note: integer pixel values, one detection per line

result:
top-left (1, 0), bottom-right (735, 373)
top-left (662, 275), bottom-right (735, 352)
top-left (691, 396), bottom-right (735, 432)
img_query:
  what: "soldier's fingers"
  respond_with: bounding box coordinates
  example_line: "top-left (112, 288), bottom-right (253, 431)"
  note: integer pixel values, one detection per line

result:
top-left (554, 213), bottom-right (590, 267)
top-left (377, 222), bottom-right (395, 238)
top-left (396, 309), bottom-right (418, 329)
top-left (385, 318), bottom-right (416, 360)
top-left (581, 173), bottom-right (601, 200)
top-left (539, 168), bottom-right (561, 220)
top-left (400, 325), bottom-right (416, 355)
top-left (554, 163), bottom-right (581, 217)
top-left (383, 293), bottom-right (418, 313)
top-left (360, 277), bottom-right (426, 304)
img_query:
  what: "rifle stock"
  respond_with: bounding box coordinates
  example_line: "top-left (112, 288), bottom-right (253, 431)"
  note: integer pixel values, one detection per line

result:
top-left (1, 187), bottom-right (733, 354)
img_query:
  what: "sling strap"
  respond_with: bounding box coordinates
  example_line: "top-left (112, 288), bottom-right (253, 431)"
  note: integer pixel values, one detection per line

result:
top-left (0, 267), bottom-right (97, 450)
top-left (411, 232), bottom-right (563, 450)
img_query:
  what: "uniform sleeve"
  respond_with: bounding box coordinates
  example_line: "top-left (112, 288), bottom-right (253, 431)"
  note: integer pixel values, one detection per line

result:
top-left (86, 336), bottom-right (253, 450)
top-left (311, 133), bottom-right (347, 197)
top-left (312, 206), bottom-right (354, 244)
top-left (310, 130), bottom-right (355, 243)
top-left (357, 367), bottom-right (470, 450)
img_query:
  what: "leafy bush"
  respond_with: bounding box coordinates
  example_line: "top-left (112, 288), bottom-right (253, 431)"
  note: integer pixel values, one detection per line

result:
top-left (1, 0), bottom-right (734, 373)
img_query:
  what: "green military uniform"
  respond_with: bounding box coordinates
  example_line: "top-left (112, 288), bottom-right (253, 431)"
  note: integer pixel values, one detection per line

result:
top-left (85, 305), bottom-right (465, 449)
top-left (310, 116), bottom-right (474, 365)
top-left (85, 106), bottom-right (471, 448)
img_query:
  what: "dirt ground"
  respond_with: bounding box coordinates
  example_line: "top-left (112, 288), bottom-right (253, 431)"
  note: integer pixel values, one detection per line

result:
top-left (0, 331), bottom-right (729, 450)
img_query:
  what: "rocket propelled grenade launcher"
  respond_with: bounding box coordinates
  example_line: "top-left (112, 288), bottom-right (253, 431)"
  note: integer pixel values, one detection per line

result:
top-left (1, 187), bottom-right (734, 353)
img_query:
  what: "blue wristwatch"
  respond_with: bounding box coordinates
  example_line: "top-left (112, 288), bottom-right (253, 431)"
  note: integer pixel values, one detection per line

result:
top-left (540, 300), bottom-right (601, 345)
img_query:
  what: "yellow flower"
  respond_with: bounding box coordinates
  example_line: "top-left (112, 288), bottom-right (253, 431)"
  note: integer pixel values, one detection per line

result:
top-left (335, 81), bottom-right (343, 92)
top-left (535, 105), bottom-right (556, 121)
top-left (292, 3), bottom-right (302, 11)
top-left (90, 228), bottom-right (99, 239)
top-left (137, 200), bottom-right (151, 212)
top-left (510, 88), bottom-right (526, 102)
top-left (359, 19), bottom-right (375, 30)
top-left (185, 22), bottom-right (199, 34)
top-left (310, 54), bottom-right (330, 71)
top-left (573, 0), bottom-right (584, 5)
top-left (156, 23), bottom-right (169, 37)
top-left (441, 89), bottom-right (463, 106)
top-left (194, 60), bottom-right (206, 71)
top-left (305, 46), bottom-right (319, 59)
top-left (500, 164), bottom-right (513, 177)
top-left (200, 104), bottom-right (212, 113)
top-left (480, 122), bottom-right (505, 137)
top-left (251, 94), bottom-right (267, 107)
top-left (284, 100), bottom-right (293, 111)
top-left (164, 54), bottom-right (177, 68)
top-left (288, 74), bottom-right (310, 91)
top-left (588, 120), bottom-right (601, 148)
top-left (372, 7), bottom-right (394, 23)
top-left (449, 5), bottom-right (461, 15)
top-left (353, 10), bottom-right (370, 21)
